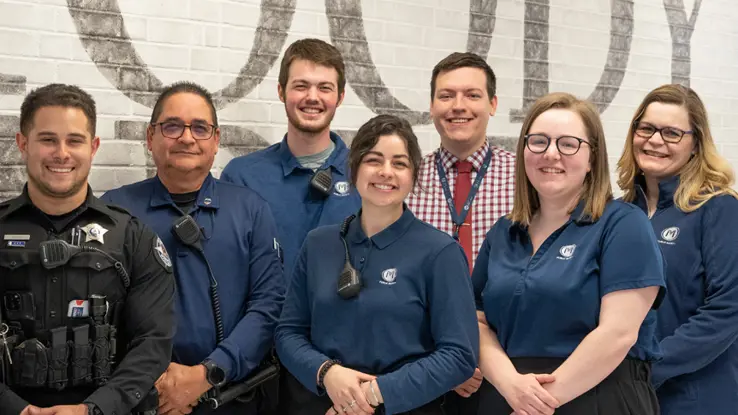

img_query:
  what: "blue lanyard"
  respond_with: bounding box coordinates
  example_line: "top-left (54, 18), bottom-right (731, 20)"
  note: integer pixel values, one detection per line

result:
top-left (436, 149), bottom-right (492, 239)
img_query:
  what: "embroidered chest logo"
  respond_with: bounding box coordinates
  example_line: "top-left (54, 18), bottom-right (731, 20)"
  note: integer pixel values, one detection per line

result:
top-left (333, 181), bottom-right (350, 196)
top-left (380, 268), bottom-right (397, 285)
top-left (557, 244), bottom-right (576, 260)
top-left (659, 227), bottom-right (680, 245)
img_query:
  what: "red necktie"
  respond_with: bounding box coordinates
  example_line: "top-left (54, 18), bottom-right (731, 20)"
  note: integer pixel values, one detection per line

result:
top-left (454, 160), bottom-right (474, 274)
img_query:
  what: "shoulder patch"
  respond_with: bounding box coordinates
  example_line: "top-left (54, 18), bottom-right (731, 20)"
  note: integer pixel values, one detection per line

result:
top-left (153, 236), bottom-right (173, 272)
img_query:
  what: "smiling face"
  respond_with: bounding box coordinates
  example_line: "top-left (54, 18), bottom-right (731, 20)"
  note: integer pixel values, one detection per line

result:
top-left (430, 67), bottom-right (497, 154)
top-left (633, 102), bottom-right (695, 181)
top-left (16, 105), bottom-right (99, 200)
top-left (147, 92), bottom-right (220, 174)
top-left (355, 134), bottom-right (415, 210)
top-left (278, 59), bottom-right (344, 135)
top-left (524, 109), bottom-right (592, 204)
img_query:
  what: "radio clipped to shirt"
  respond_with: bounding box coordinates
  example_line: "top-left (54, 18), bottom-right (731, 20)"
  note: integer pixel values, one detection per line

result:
top-left (310, 169), bottom-right (333, 199)
top-left (337, 214), bottom-right (362, 299)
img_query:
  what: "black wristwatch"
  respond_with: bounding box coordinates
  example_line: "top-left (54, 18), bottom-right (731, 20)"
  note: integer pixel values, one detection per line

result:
top-left (85, 402), bottom-right (103, 415)
top-left (201, 359), bottom-right (226, 388)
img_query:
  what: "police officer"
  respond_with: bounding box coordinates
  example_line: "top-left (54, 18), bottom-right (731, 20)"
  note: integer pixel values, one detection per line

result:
top-left (0, 84), bottom-right (175, 415)
top-left (616, 84), bottom-right (738, 414)
top-left (102, 82), bottom-right (285, 415)
top-left (275, 115), bottom-right (479, 415)
top-left (220, 38), bottom-right (361, 279)
top-left (473, 93), bottom-right (665, 414)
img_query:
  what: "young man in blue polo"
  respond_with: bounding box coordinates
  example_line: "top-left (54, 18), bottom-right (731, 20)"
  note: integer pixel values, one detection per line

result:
top-left (220, 38), bottom-right (361, 279)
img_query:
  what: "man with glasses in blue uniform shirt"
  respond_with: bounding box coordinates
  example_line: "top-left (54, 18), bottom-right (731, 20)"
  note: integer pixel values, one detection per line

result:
top-left (220, 38), bottom-right (361, 279)
top-left (102, 82), bottom-right (285, 415)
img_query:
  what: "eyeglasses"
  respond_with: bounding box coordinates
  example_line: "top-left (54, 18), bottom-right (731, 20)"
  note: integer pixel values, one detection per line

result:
top-left (524, 134), bottom-right (591, 156)
top-left (633, 122), bottom-right (692, 143)
top-left (152, 121), bottom-right (216, 140)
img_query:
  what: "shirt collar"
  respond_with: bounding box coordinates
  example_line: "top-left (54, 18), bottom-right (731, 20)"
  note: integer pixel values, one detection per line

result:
top-left (347, 205), bottom-right (415, 250)
top-left (149, 173), bottom-right (220, 210)
top-left (634, 174), bottom-right (679, 209)
top-left (507, 199), bottom-right (594, 239)
top-left (278, 131), bottom-right (348, 177)
top-left (0, 183), bottom-right (120, 225)
top-left (438, 140), bottom-right (490, 172)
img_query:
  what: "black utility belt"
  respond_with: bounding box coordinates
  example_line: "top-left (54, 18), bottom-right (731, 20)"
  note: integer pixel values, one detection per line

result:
top-left (0, 322), bottom-right (117, 391)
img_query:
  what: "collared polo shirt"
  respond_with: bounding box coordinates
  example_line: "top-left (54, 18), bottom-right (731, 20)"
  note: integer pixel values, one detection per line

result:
top-left (275, 208), bottom-right (478, 414)
top-left (473, 200), bottom-right (666, 361)
top-left (220, 132), bottom-right (361, 278)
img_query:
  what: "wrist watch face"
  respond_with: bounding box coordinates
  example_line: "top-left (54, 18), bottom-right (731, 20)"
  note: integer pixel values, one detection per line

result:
top-left (206, 362), bottom-right (226, 386)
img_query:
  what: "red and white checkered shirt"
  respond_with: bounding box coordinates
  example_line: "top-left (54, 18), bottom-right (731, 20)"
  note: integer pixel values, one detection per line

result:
top-left (406, 142), bottom-right (516, 267)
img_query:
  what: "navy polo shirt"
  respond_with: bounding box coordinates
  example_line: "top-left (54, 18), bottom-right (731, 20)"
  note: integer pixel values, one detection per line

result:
top-left (275, 208), bottom-right (478, 415)
top-left (220, 132), bottom-right (362, 279)
top-left (632, 175), bottom-right (738, 414)
top-left (101, 174), bottom-right (285, 382)
top-left (472, 200), bottom-right (666, 361)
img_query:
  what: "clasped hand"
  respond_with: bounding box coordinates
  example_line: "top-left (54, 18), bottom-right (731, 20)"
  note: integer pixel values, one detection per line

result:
top-left (322, 365), bottom-right (378, 415)
top-left (155, 362), bottom-right (212, 415)
top-left (502, 372), bottom-right (560, 415)
top-left (454, 368), bottom-right (484, 397)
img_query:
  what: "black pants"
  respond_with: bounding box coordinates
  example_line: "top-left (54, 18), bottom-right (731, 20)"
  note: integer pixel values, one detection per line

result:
top-left (477, 357), bottom-right (659, 415)
top-left (442, 387), bottom-right (481, 415)
top-left (281, 370), bottom-right (447, 415)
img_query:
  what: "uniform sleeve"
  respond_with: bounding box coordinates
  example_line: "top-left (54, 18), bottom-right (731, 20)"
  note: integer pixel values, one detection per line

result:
top-left (85, 220), bottom-right (176, 415)
top-left (599, 208), bottom-right (666, 303)
top-left (206, 203), bottom-right (285, 382)
top-left (0, 382), bottom-right (27, 415)
top-left (274, 240), bottom-right (331, 395)
top-left (471, 237), bottom-right (492, 311)
top-left (652, 197), bottom-right (738, 388)
top-left (376, 243), bottom-right (478, 414)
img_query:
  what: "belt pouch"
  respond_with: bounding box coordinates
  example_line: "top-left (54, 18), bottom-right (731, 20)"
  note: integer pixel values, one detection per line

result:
top-left (47, 327), bottom-right (69, 390)
top-left (12, 338), bottom-right (48, 387)
top-left (72, 325), bottom-right (92, 386)
top-left (91, 324), bottom-right (111, 385)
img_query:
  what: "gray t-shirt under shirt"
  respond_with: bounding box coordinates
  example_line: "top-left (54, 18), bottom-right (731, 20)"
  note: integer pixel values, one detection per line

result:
top-left (296, 140), bottom-right (335, 171)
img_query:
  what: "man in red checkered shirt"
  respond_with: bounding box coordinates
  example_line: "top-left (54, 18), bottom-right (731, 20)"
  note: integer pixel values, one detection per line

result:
top-left (406, 52), bottom-right (515, 415)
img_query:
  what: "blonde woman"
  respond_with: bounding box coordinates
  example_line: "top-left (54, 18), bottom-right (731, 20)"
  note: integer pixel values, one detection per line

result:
top-left (617, 84), bottom-right (738, 415)
top-left (473, 92), bottom-right (665, 414)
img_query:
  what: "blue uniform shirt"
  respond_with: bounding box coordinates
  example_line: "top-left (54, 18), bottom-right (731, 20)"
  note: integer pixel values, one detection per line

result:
top-left (473, 200), bottom-right (666, 361)
top-left (275, 208), bottom-right (479, 414)
top-left (632, 175), bottom-right (738, 414)
top-left (220, 132), bottom-right (362, 279)
top-left (101, 174), bottom-right (285, 382)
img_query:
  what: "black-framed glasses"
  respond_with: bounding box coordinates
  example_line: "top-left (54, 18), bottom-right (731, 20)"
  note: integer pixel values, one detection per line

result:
top-left (524, 134), bottom-right (591, 156)
top-left (633, 121), bottom-right (692, 143)
top-left (152, 121), bottom-right (216, 140)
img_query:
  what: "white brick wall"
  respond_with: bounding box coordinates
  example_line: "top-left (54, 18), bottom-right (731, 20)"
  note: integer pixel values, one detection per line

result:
top-left (0, 0), bottom-right (736, 198)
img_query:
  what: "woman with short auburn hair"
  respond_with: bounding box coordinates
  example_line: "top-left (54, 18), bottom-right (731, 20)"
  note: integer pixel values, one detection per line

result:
top-left (276, 114), bottom-right (478, 415)
top-left (617, 84), bottom-right (738, 415)
top-left (474, 92), bottom-right (665, 415)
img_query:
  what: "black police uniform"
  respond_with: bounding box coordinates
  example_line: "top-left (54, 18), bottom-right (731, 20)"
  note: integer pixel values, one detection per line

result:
top-left (0, 186), bottom-right (176, 415)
